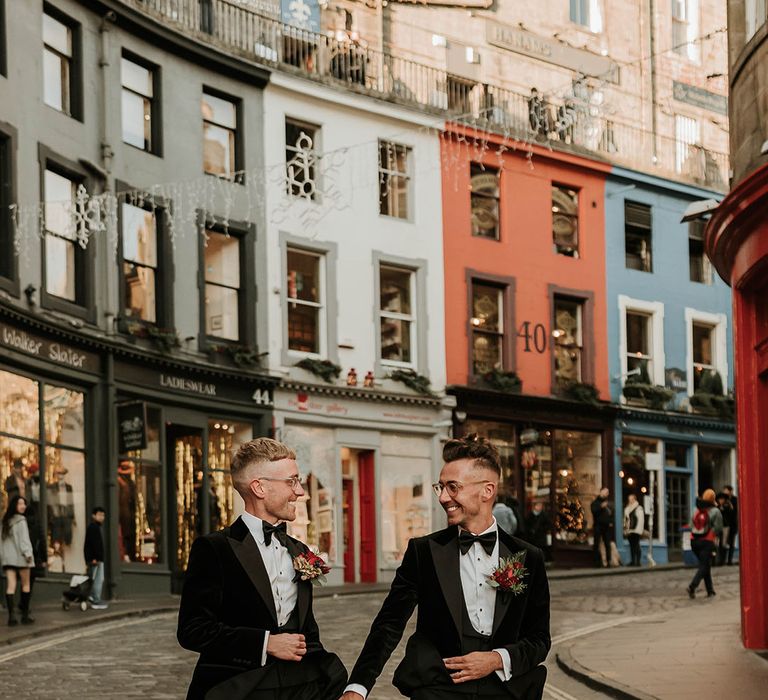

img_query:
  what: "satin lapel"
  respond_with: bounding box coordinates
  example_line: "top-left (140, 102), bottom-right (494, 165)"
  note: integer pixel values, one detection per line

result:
top-left (285, 537), bottom-right (310, 629)
top-left (491, 535), bottom-right (514, 636)
top-left (429, 530), bottom-right (463, 639)
top-left (227, 530), bottom-right (277, 625)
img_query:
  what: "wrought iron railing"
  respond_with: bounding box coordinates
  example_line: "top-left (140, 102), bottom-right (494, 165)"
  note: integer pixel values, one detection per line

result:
top-left (123, 0), bottom-right (729, 190)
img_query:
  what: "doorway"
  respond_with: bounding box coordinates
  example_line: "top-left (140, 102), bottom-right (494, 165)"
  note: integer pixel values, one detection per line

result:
top-left (665, 472), bottom-right (690, 561)
top-left (340, 448), bottom-right (376, 583)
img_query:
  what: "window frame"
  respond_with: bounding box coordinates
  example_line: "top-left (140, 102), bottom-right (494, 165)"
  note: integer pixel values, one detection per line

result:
top-left (197, 213), bottom-right (255, 349)
top-left (552, 183), bottom-right (580, 258)
top-left (549, 285), bottom-right (595, 392)
top-left (685, 308), bottom-right (728, 396)
top-left (285, 117), bottom-right (320, 201)
top-left (688, 220), bottom-right (712, 284)
top-left (202, 86), bottom-right (243, 181)
top-left (470, 163), bottom-right (501, 241)
top-left (466, 270), bottom-right (516, 381)
top-left (42, 3), bottom-right (82, 121)
top-left (618, 295), bottom-right (666, 391)
top-left (378, 140), bottom-right (413, 221)
top-left (38, 144), bottom-right (95, 321)
top-left (281, 235), bottom-right (338, 367)
top-left (120, 50), bottom-right (162, 156)
top-left (570, 0), bottom-right (590, 28)
top-left (116, 180), bottom-right (175, 331)
top-left (624, 200), bottom-right (653, 272)
top-left (0, 119), bottom-right (18, 296)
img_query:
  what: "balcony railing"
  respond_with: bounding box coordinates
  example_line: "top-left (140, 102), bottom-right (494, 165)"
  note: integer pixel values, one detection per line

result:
top-left (124, 0), bottom-right (728, 190)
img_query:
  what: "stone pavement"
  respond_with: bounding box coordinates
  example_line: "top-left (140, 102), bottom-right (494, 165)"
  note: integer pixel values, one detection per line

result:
top-left (556, 595), bottom-right (768, 700)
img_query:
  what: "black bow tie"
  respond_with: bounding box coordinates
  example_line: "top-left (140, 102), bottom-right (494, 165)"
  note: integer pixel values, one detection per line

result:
top-left (263, 521), bottom-right (288, 547)
top-left (458, 530), bottom-right (497, 556)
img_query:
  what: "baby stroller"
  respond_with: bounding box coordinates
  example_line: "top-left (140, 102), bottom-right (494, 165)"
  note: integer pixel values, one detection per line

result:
top-left (62, 574), bottom-right (92, 612)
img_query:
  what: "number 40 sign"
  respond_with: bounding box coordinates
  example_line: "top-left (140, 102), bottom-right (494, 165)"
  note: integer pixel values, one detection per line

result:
top-left (517, 321), bottom-right (548, 353)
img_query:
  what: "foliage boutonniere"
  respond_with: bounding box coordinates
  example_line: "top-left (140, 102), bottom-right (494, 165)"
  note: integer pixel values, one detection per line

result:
top-left (293, 550), bottom-right (331, 587)
top-left (487, 551), bottom-right (528, 596)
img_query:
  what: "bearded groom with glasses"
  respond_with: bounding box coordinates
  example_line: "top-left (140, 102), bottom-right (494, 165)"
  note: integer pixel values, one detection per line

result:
top-left (177, 438), bottom-right (347, 700)
top-left (340, 434), bottom-right (550, 700)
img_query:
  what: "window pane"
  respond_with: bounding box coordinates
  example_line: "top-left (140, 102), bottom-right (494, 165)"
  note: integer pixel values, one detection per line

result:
top-left (123, 263), bottom-right (157, 323)
top-left (0, 438), bottom-right (39, 525)
top-left (696, 445), bottom-right (730, 494)
top-left (552, 186), bottom-right (579, 255)
top-left (203, 123), bottom-right (235, 176)
top-left (43, 14), bottom-right (71, 56)
top-left (121, 90), bottom-right (151, 150)
top-left (380, 174), bottom-right (409, 219)
top-left (207, 420), bottom-right (251, 530)
top-left (44, 384), bottom-right (84, 449)
top-left (45, 170), bottom-right (75, 238)
top-left (472, 332), bottom-right (502, 374)
top-left (288, 303), bottom-right (319, 353)
top-left (692, 324), bottom-right (713, 365)
top-left (122, 204), bottom-right (157, 266)
top-left (118, 458), bottom-right (162, 564)
top-left (380, 318), bottom-right (412, 363)
top-left (205, 232), bottom-right (240, 287)
top-left (689, 236), bottom-right (709, 283)
top-left (202, 93), bottom-right (236, 128)
top-left (205, 284), bottom-right (239, 340)
top-left (0, 371), bottom-right (39, 439)
top-left (471, 165), bottom-right (500, 239)
top-left (380, 267), bottom-right (411, 314)
top-left (43, 49), bottom-right (66, 111)
top-left (121, 58), bottom-right (153, 97)
top-left (286, 121), bottom-right (317, 199)
top-left (287, 250), bottom-right (319, 303)
top-left (45, 447), bottom-right (86, 574)
top-left (45, 234), bottom-right (76, 301)
top-left (626, 313), bottom-right (649, 356)
top-left (620, 436), bottom-right (660, 536)
top-left (554, 299), bottom-right (582, 384)
top-left (472, 284), bottom-right (501, 333)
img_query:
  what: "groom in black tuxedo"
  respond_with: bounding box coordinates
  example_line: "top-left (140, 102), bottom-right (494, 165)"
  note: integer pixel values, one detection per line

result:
top-left (177, 437), bottom-right (347, 700)
top-left (341, 435), bottom-right (550, 700)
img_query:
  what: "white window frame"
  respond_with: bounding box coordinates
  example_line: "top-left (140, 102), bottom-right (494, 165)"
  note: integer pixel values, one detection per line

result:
top-left (286, 247), bottom-right (326, 358)
top-left (675, 114), bottom-right (700, 174)
top-left (378, 264), bottom-right (417, 369)
top-left (618, 296), bottom-right (665, 394)
top-left (672, 0), bottom-right (700, 62)
top-left (685, 308), bottom-right (728, 396)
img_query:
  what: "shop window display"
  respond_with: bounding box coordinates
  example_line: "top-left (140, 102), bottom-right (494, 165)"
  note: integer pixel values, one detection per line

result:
top-left (696, 445), bottom-right (731, 494)
top-left (207, 420), bottom-right (250, 531)
top-left (620, 436), bottom-right (660, 536)
top-left (173, 431), bottom-right (203, 572)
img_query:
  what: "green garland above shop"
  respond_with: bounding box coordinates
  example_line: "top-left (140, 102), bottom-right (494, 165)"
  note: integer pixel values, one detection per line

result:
top-left (295, 358), bottom-right (342, 383)
top-left (389, 369), bottom-right (435, 397)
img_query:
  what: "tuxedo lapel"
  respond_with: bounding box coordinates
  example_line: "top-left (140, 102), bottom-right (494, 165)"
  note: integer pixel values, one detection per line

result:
top-left (285, 537), bottom-right (310, 629)
top-left (491, 532), bottom-right (513, 636)
top-left (429, 528), bottom-right (463, 639)
top-left (227, 517), bottom-right (277, 625)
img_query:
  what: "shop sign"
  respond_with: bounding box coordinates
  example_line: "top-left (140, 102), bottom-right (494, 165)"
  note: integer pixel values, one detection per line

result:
top-left (0, 321), bottom-right (100, 373)
top-left (117, 402), bottom-right (147, 453)
top-left (672, 81), bottom-right (727, 115)
top-left (486, 21), bottom-right (619, 82)
top-left (160, 373), bottom-right (217, 396)
top-left (665, 367), bottom-right (688, 392)
top-left (279, 390), bottom-right (434, 425)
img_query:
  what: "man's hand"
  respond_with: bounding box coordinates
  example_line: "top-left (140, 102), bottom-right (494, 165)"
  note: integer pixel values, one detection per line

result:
top-left (443, 651), bottom-right (503, 683)
top-left (339, 693), bottom-right (364, 700)
top-left (266, 633), bottom-right (307, 661)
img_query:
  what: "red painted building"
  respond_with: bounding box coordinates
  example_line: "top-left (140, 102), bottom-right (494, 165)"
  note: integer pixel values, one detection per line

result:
top-left (441, 125), bottom-right (615, 566)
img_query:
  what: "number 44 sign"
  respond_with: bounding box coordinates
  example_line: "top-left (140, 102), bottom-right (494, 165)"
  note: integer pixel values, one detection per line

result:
top-left (252, 388), bottom-right (273, 406)
top-left (517, 321), bottom-right (548, 353)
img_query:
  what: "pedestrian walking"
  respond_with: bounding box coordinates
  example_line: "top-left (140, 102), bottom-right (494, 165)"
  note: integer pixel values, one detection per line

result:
top-left (687, 488), bottom-right (723, 599)
top-left (492, 496), bottom-right (517, 536)
top-left (525, 501), bottom-right (553, 562)
top-left (1, 495), bottom-right (35, 625)
top-left (623, 494), bottom-right (645, 566)
top-left (84, 506), bottom-right (108, 610)
top-left (715, 492), bottom-right (732, 566)
top-left (723, 485), bottom-right (738, 565)
top-left (591, 487), bottom-right (616, 567)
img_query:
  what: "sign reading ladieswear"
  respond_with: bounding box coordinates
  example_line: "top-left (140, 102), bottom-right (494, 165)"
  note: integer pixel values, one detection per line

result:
top-left (486, 20), bottom-right (619, 82)
top-left (0, 321), bottom-right (100, 373)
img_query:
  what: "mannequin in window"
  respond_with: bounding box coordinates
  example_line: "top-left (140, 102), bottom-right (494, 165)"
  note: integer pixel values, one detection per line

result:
top-left (47, 468), bottom-right (76, 568)
top-left (24, 464), bottom-right (47, 580)
top-left (4, 459), bottom-right (27, 502)
top-left (118, 461), bottom-right (137, 562)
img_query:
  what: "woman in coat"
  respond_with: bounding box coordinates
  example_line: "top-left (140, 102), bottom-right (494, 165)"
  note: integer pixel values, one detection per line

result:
top-left (623, 494), bottom-right (645, 566)
top-left (1, 495), bottom-right (35, 625)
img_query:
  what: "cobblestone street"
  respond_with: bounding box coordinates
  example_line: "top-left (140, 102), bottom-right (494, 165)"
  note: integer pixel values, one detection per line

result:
top-left (0, 567), bottom-right (742, 699)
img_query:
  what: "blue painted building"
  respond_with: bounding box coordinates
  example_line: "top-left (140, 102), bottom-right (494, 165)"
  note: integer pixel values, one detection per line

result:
top-left (604, 167), bottom-right (736, 565)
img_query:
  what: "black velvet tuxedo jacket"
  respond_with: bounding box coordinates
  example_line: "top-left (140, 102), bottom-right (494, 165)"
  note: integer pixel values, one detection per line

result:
top-left (177, 516), bottom-right (346, 700)
top-left (348, 526), bottom-right (550, 699)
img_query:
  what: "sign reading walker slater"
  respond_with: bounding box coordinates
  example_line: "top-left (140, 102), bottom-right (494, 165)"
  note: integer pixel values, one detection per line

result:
top-left (117, 402), bottom-right (148, 453)
top-left (0, 321), bottom-right (100, 374)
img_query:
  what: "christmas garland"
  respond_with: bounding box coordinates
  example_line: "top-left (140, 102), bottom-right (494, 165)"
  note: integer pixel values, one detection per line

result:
top-left (389, 369), bottom-right (435, 396)
top-left (295, 358), bottom-right (342, 383)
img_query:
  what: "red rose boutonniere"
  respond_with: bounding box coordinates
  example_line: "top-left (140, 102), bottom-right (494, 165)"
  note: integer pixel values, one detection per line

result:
top-left (293, 550), bottom-right (331, 587)
top-left (487, 551), bottom-right (528, 596)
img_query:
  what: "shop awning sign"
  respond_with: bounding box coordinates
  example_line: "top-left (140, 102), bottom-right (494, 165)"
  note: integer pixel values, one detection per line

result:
top-left (118, 402), bottom-right (148, 453)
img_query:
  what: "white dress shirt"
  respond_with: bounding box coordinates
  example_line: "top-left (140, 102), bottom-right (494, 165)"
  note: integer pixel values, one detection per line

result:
top-left (241, 511), bottom-right (298, 665)
top-left (345, 519), bottom-right (512, 698)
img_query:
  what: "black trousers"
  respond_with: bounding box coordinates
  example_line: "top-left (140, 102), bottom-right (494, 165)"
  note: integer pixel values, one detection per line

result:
top-left (593, 528), bottom-right (612, 566)
top-left (412, 688), bottom-right (509, 700)
top-left (690, 539), bottom-right (716, 594)
top-left (727, 528), bottom-right (738, 564)
top-left (627, 533), bottom-right (642, 566)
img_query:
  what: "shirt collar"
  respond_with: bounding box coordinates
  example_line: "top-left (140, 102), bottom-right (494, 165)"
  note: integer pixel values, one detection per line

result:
top-left (241, 511), bottom-right (266, 545)
top-left (459, 517), bottom-right (498, 537)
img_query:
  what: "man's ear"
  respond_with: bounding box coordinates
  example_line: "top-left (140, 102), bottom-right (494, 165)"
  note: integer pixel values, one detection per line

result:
top-left (483, 481), bottom-right (497, 503)
top-left (248, 479), bottom-right (264, 500)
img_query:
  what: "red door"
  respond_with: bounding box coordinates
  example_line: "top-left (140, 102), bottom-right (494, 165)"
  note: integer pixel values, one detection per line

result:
top-left (342, 478), bottom-right (355, 583)
top-left (358, 451), bottom-right (377, 583)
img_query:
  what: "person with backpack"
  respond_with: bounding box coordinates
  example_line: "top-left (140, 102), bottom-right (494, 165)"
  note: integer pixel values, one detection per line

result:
top-left (623, 494), bottom-right (645, 566)
top-left (687, 488), bottom-right (723, 599)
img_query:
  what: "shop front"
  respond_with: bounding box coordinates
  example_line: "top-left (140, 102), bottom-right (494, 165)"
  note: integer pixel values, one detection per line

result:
top-left (112, 359), bottom-right (276, 594)
top-left (273, 382), bottom-right (450, 585)
top-left (614, 409), bottom-right (736, 565)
